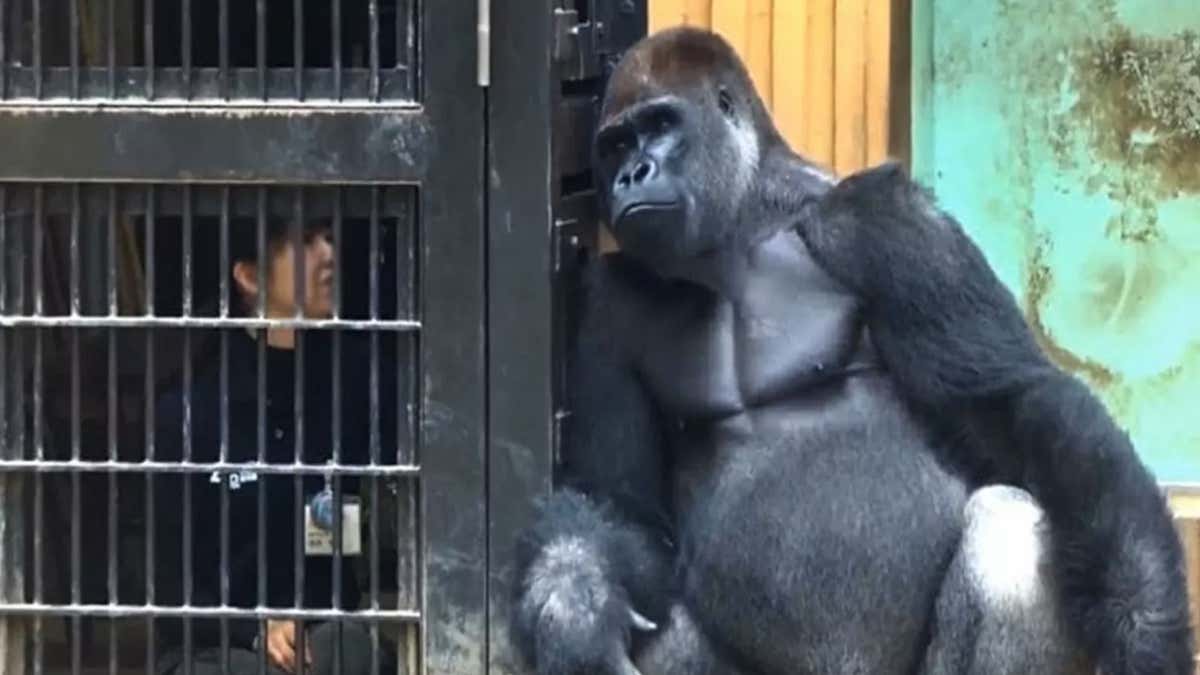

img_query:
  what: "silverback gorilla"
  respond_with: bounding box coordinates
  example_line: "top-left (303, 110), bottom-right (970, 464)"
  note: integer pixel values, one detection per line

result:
top-left (512, 27), bottom-right (1193, 675)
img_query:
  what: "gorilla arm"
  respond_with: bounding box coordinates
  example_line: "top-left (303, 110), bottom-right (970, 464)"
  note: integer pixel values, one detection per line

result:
top-left (796, 163), bottom-right (1194, 675)
top-left (511, 261), bottom-right (676, 675)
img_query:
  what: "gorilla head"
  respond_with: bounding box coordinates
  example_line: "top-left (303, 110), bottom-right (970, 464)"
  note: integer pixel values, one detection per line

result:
top-left (594, 27), bottom-right (833, 272)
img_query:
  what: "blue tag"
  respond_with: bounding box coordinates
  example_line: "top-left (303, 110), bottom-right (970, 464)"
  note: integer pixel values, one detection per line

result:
top-left (310, 488), bottom-right (336, 532)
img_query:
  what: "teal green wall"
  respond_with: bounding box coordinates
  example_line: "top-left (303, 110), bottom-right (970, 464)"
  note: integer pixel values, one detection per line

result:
top-left (912, 0), bottom-right (1200, 484)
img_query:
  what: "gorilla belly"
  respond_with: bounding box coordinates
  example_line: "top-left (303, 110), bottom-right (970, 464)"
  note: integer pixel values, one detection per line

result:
top-left (672, 375), bottom-right (968, 675)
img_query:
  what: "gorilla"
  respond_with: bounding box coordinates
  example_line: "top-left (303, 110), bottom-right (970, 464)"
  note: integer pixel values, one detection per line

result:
top-left (511, 27), bottom-right (1193, 675)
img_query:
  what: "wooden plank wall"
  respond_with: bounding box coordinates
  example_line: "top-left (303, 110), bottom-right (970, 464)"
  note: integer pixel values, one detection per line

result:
top-left (648, 0), bottom-right (911, 175)
top-left (1173, 493), bottom-right (1200, 670)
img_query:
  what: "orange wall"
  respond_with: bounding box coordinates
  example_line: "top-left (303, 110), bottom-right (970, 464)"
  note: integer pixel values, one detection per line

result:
top-left (648, 0), bottom-right (908, 176)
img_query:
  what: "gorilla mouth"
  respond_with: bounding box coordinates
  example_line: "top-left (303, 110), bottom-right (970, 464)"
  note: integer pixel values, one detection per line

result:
top-left (617, 201), bottom-right (681, 222)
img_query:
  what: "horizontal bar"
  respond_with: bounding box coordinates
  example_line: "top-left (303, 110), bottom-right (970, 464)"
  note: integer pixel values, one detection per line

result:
top-left (1, 67), bottom-right (414, 103)
top-left (0, 107), bottom-right (431, 183)
top-left (0, 183), bottom-right (416, 220)
top-left (0, 459), bottom-right (419, 476)
top-left (0, 604), bottom-right (420, 622)
top-left (0, 316), bottom-right (420, 330)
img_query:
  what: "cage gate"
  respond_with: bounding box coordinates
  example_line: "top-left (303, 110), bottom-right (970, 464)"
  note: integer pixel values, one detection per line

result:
top-left (0, 1), bottom-right (486, 674)
top-left (0, 1), bottom-right (648, 674)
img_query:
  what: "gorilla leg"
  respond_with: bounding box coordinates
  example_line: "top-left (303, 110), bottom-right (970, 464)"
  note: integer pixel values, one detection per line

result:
top-left (920, 486), bottom-right (1092, 675)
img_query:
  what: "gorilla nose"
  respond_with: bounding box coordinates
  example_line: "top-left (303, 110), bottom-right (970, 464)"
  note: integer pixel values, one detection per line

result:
top-left (615, 157), bottom-right (657, 192)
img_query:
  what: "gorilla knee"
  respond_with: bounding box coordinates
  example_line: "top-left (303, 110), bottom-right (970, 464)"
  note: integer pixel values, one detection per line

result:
top-left (961, 485), bottom-right (1051, 610)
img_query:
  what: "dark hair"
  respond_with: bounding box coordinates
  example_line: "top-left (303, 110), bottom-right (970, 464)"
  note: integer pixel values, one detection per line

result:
top-left (227, 217), bottom-right (331, 316)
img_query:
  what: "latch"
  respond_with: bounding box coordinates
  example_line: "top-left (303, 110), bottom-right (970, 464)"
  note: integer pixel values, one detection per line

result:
top-left (553, 8), bottom-right (601, 81)
top-left (477, 0), bottom-right (491, 86)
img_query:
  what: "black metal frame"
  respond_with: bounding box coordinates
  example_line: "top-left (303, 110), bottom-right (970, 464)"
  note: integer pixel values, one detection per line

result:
top-left (485, 1), bottom-right (645, 673)
top-left (0, 0), bottom-right (647, 672)
top-left (0, 2), bottom-right (488, 674)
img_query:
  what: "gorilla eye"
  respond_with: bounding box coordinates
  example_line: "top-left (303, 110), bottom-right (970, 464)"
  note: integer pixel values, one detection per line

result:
top-left (717, 88), bottom-right (735, 117)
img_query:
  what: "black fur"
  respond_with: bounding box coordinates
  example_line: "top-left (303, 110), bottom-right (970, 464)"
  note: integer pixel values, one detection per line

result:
top-left (799, 163), bottom-right (1194, 673)
top-left (511, 26), bottom-right (1194, 675)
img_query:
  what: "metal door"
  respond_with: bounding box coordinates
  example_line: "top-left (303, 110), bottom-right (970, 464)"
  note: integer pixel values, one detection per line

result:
top-left (0, 1), bottom-right (485, 673)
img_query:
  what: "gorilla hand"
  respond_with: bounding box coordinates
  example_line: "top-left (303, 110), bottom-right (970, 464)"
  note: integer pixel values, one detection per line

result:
top-left (513, 490), bottom-right (669, 675)
top-left (516, 543), bottom-right (657, 675)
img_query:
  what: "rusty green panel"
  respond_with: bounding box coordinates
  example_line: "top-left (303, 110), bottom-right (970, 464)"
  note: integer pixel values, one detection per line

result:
top-left (912, 0), bottom-right (1200, 485)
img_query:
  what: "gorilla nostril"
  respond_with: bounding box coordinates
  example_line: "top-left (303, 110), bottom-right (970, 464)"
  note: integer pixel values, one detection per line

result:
top-left (633, 161), bottom-right (652, 183)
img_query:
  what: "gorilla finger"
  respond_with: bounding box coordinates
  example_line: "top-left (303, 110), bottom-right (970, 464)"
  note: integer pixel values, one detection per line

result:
top-left (628, 609), bottom-right (658, 632)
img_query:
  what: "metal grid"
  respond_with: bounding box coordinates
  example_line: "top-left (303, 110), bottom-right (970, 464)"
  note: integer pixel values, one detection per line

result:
top-left (0, 182), bottom-right (423, 674)
top-left (0, 0), bottom-right (416, 101)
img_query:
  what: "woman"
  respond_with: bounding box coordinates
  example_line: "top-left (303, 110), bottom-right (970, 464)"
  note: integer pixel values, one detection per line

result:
top-left (152, 217), bottom-right (399, 675)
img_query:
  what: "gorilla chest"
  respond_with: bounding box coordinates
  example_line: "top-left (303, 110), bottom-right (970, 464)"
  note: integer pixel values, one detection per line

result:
top-left (638, 269), bottom-right (861, 420)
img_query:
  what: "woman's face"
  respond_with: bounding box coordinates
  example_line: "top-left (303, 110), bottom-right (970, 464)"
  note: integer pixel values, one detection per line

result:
top-left (238, 228), bottom-right (336, 319)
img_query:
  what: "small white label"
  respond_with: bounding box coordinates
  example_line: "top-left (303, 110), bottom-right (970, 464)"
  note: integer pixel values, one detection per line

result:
top-left (304, 498), bottom-right (362, 556)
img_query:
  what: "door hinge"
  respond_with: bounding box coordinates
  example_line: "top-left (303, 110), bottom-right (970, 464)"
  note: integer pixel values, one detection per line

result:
top-left (477, 0), bottom-right (491, 87)
top-left (553, 8), bottom-right (601, 81)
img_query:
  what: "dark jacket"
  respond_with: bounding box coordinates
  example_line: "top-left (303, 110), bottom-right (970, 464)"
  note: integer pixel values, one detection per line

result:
top-left (151, 328), bottom-right (400, 660)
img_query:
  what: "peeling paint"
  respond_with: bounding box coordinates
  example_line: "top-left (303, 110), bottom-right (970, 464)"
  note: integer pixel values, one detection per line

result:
top-left (916, 0), bottom-right (1200, 483)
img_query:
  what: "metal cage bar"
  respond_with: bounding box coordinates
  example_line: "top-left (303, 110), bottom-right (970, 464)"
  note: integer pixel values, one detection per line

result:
top-left (0, 1), bottom-right (504, 673)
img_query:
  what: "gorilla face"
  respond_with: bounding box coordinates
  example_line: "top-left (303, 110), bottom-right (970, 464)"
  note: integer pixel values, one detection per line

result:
top-left (594, 84), bottom-right (756, 268)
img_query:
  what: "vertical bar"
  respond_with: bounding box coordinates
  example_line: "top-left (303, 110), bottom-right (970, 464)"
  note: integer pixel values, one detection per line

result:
top-left (400, 0), bottom-right (410, 71)
top-left (32, 0), bottom-right (41, 98)
top-left (0, 185), bottom-right (8, 675)
top-left (182, 186), bottom-right (192, 317)
top-left (331, 336), bottom-right (342, 675)
top-left (181, 187), bottom-right (194, 675)
top-left (143, 187), bottom-right (157, 675)
top-left (368, 186), bottom-right (381, 675)
top-left (256, 0), bottom-right (267, 100)
top-left (369, 463), bottom-right (379, 675)
top-left (145, 185), bottom-right (155, 315)
top-left (332, 190), bottom-right (342, 320)
top-left (293, 189), bottom-right (306, 320)
top-left (71, 185), bottom-right (81, 315)
top-left (220, 189), bottom-right (230, 316)
top-left (255, 185), bottom-right (268, 675)
top-left (369, 188), bottom-right (379, 321)
top-left (293, 0), bottom-right (303, 99)
top-left (71, 332), bottom-right (82, 673)
top-left (8, 187), bottom-right (27, 675)
top-left (107, 320), bottom-right (118, 675)
top-left (219, 0), bottom-right (229, 100)
top-left (332, 0), bottom-right (342, 100)
top-left (32, 187), bottom-right (42, 317)
top-left (329, 189), bottom-right (343, 675)
top-left (182, 0), bottom-right (192, 98)
top-left (369, 0), bottom-right (380, 100)
top-left (0, 186), bottom-right (6, 325)
top-left (106, 188), bottom-right (118, 675)
top-left (0, 0), bottom-right (7, 98)
top-left (331, 186), bottom-right (345, 673)
top-left (107, 0), bottom-right (116, 98)
top-left (32, 186), bottom-right (43, 675)
top-left (291, 189), bottom-right (306, 675)
top-left (145, 319), bottom-right (157, 672)
top-left (71, 185), bottom-right (83, 675)
top-left (70, 0), bottom-right (81, 97)
top-left (218, 188), bottom-right (232, 675)
top-left (143, 0), bottom-right (154, 99)
top-left (108, 186), bottom-right (118, 316)
top-left (256, 192), bottom-right (266, 319)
